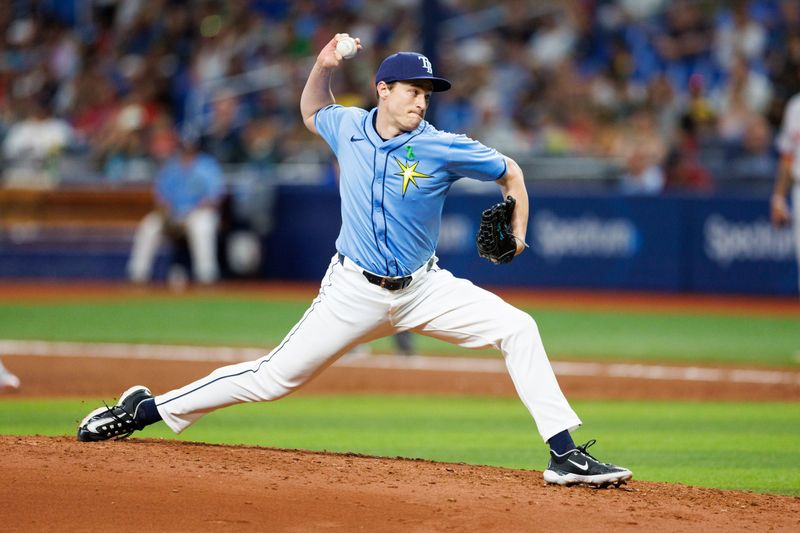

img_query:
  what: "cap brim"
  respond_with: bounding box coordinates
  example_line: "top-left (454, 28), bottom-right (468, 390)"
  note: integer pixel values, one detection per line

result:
top-left (391, 76), bottom-right (451, 92)
top-left (429, 77), bottom-right (451, 92)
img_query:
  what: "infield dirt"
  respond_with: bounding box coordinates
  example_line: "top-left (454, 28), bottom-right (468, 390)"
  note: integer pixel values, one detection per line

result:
top-left (4, 434), bottom-right (800, 532)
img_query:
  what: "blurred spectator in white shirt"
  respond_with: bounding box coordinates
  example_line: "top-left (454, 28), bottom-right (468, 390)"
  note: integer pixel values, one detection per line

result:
top-left (2, 95), bottom-right (72, 188)
top-left (714, 55), bottom-right (773, 115)
top-left (528, 11), bottom-right (576, 70)
top-left (713, 0), bottom-right (767, 71)
top-left (712, 56), bottom-right (773, 144)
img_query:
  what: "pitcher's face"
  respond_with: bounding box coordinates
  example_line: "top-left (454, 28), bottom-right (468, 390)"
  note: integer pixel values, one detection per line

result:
top-left (378, 80), bottom-right (433, 132)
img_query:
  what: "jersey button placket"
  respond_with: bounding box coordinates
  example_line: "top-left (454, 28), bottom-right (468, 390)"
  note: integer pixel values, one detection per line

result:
top-left (373, 155), bottom-right (390, 268)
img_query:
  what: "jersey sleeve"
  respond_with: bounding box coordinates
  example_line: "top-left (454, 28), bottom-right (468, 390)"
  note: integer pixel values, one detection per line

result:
top-left (445, 134), bottom-right (508, 182)
top-left (314, 104), bottom-right (350, 154)
top-left (776, 95), bottom-right (800, 155)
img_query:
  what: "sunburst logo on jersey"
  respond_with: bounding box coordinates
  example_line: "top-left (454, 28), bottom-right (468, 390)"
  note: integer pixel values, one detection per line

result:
top-left (393, 157), bottom-right (432, 196)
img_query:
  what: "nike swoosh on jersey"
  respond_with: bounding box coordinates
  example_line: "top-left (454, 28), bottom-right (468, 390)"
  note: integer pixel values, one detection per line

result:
top-left (568, 459), bottom-right (589, 471)
top-left (350, 135), bottom-right (365, 142)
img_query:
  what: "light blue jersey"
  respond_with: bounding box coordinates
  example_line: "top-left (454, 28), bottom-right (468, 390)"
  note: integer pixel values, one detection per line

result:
top-left (315, 105), bottom-right (507, 277)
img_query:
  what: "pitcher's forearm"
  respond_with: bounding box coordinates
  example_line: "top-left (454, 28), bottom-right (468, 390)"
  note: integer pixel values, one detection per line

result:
top-left (300, 63), bottom-right (336, 132)
top-left (497, 157), bottom-right (529, 242)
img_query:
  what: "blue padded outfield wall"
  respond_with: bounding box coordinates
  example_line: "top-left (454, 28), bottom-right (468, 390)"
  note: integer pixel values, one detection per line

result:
top-left (261, 186), bottom-right (798, 296)
top-left (1, 185), bottom-right (797, 295)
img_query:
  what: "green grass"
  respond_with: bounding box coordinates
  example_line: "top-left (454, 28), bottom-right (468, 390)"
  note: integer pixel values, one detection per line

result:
top-left (0, 298), bottom-right (309, 347)
top-left (2, 395), bottom-right (798, 496)
top-left (531, 309), bottom-right (800, 365)
top-left (0, 297), bottom-right (798, 365)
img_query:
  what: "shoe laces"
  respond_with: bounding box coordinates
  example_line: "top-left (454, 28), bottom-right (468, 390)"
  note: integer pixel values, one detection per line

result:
top-left (101, 401), bottom-right (137, 440)
top-left (576, 439), bottom-right (615, 467)
top-left (576, 439), bottom-right (600, 461)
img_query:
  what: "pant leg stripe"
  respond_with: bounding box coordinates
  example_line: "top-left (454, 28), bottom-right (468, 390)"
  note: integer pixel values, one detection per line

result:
top-left (157, 260), bottom-right (342, 408)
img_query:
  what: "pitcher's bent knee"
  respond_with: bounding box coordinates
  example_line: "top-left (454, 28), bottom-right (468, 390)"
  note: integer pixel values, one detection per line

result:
top-left (512, 308), bottom-right (538, 333)
top-left (497, 308), bottom-right (540, 344)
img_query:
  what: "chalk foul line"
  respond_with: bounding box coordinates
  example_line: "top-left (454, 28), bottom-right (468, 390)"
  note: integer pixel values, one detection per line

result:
top-left (0, 339), bottom-right (798, 386)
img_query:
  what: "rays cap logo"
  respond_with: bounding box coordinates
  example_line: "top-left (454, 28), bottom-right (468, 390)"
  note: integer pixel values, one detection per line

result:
top-left (375, 52), bottom-right (451, 92)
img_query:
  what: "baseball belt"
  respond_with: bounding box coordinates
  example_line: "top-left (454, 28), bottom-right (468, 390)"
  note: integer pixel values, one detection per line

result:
top-left (337, 253), bottom-right (433, 291)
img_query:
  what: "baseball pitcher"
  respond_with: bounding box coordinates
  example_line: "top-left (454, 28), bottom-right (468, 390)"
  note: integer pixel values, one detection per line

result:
top-left (77, 34), bottom-right (631, 487)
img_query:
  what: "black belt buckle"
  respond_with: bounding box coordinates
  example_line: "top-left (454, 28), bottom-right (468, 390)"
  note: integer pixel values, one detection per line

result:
top-left (363, 271), bottom-right (412, 290)
top-left (338, 253), bottom-right (416, 291)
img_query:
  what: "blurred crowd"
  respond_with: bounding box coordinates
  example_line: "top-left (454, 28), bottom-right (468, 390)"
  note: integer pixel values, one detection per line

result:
top-left (1, 0), bottom-right (799, 194)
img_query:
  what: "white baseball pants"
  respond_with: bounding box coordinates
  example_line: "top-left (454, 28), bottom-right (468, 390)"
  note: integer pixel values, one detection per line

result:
top-left (127, 207), bottom-right (220, 284)
top-left (155, 253), bottom-right (581, 442)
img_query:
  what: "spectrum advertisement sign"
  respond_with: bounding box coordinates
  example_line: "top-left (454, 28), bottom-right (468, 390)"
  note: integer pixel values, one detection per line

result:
top-left (687, 198), bottom-right (797, 294)
top-left (436, 195), bottom-right (686, 291)
top-left (262, 188), bottom-right (797, 295)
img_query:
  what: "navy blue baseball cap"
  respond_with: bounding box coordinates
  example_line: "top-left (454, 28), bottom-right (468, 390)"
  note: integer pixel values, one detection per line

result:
top-left (375, 52), bottom-right (451, 92)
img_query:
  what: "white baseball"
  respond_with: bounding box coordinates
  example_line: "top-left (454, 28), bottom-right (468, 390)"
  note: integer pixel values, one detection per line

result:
top-left (336, 36), bottom-right (357, 60)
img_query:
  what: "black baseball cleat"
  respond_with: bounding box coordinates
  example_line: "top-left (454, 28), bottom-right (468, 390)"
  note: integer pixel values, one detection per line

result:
top-left (77, 385), bottom-right (153, 442)
top-left (543, 439), bottom-right (632, 487)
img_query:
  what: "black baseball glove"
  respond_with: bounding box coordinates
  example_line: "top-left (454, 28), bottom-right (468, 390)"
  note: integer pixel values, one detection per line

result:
top-left (476, 195), bottom-right (520, 264)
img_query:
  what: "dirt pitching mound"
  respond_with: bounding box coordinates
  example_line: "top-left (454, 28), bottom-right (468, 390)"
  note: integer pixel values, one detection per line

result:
top-left (3, 436), bottom-right (798, 532)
